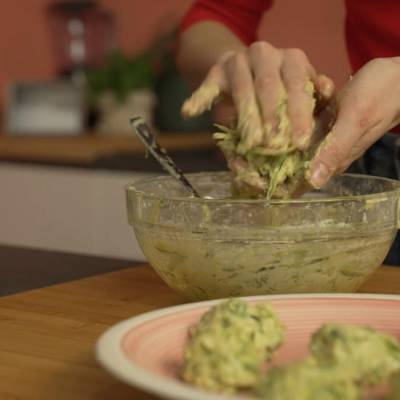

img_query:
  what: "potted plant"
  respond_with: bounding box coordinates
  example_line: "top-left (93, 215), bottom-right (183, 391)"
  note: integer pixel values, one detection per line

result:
top-left (86, 51), bottom-right (156, 134)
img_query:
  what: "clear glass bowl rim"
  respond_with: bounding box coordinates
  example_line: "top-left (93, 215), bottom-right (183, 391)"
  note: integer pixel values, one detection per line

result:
top-left (126, 172), bottom-right (400, 206)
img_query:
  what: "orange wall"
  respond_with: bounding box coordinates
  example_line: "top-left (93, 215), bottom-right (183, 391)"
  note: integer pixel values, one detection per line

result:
top-left (0, 1), bottom-right (55, 94)
top-left (0, 0), bottom-right (350, 109)
top-left (99, 0), bottom-right (192, 53)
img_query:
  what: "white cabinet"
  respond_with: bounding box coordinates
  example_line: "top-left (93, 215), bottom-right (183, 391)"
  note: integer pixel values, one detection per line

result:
top-left (0, 163), bottom-right (153, 261)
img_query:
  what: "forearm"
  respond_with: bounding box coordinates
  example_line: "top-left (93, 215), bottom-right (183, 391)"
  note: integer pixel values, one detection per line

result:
top-left (177, 21), bottom-right (246, 88)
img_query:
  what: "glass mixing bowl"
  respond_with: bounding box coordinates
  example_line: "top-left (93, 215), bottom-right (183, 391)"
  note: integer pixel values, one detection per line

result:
top-left (126, 172), bottom-right (400, 300)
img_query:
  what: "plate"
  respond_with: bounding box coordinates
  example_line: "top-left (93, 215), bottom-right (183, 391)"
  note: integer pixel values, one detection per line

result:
top-left (96, 294), bottom-right (400, 400)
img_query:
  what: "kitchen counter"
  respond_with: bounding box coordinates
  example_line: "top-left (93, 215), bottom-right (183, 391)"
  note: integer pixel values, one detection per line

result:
top-left (0, 133), bottom-right (215, 167)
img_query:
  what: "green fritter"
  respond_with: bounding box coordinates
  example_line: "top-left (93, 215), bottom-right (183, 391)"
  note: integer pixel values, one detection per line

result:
top-left (257, 358), bottom-right (360, 400)
top-left (390, 372), bottom-right (400, 400)
top-left (310, 323), bottom-right (400, 385)
top-left (181, 298), bottom-right (284, 393)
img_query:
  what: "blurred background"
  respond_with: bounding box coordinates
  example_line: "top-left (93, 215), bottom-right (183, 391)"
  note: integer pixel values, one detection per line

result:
top-left (0, 0), bottom-right (350, 134)
top-left (0, 0), bottom-right (350, 288)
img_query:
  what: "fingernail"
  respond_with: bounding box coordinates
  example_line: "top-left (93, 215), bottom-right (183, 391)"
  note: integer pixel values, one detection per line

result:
top-left (309, 161), bottom-right (332, 189)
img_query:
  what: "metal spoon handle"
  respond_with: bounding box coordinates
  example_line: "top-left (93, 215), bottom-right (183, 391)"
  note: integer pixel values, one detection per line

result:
top-left (130, 117), bottom-right (200, 198)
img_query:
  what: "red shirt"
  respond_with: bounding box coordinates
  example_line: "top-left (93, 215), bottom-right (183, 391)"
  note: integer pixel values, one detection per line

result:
top-left (180, 0), bottom-right (400, 73)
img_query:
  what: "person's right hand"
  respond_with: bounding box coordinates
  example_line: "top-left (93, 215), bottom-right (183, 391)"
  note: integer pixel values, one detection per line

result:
top-left (182, 41), bottom-right (334, 154)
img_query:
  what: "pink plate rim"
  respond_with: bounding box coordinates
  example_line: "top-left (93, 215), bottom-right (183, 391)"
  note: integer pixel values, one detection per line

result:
top-left (95, 293), bottom-right (400, 400)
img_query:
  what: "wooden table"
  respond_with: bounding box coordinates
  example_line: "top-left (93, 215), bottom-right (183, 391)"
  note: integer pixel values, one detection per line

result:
top-left (1, 264), bottom-right (399, 400)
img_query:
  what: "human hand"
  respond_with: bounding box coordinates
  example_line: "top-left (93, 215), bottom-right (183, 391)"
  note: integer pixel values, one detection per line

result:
top-left (308, 57), bottom-right (400, 188)
top-left (182, 41), bottom-right (334, 153)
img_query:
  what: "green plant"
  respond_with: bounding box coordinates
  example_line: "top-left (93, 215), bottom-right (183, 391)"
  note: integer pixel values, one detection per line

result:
top-left (86, 51), bottom-right (155, 105)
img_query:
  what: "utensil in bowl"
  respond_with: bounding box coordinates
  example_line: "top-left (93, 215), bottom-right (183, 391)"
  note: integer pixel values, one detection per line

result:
top-left (130, 117), bottom-right (200, 198)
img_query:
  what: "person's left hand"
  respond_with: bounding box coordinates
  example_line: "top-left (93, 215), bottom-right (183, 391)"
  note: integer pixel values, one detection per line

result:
top-left (308, 57), bottom-right (400, 188)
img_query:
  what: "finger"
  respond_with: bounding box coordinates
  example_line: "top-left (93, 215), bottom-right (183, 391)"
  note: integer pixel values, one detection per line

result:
top-left (314, 74), bottom-right (335, 101)
top-left (248, 42), bottom-right (284, 147)
top-left (224, 52), bottom-right (264, 153)
top-left (181, 64), bottom-right (227, 118)
top-left (313, 74), bottom-right (335, 114)
top-left (281, 48), bottom-right (317, 149)
top-left (226, 154), bottom-right (266, 194)
top-left (307, 101), bottom-right (371, 188)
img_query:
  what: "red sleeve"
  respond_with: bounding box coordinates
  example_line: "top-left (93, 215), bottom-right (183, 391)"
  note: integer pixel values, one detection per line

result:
top-left (179, 0), bottom-right (273, 45)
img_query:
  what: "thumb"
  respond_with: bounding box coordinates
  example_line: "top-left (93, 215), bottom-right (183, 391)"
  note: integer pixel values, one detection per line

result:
top-left (307, 117), bottom-right (363, 188)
